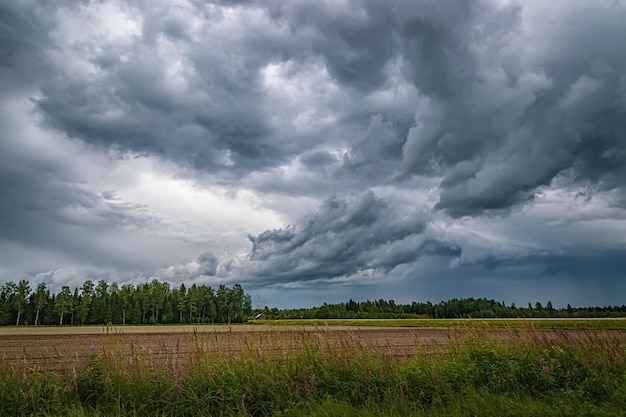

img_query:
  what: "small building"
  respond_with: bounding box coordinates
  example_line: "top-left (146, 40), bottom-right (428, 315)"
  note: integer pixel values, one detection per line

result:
top-left (254, 313), bottom-right (267, 320)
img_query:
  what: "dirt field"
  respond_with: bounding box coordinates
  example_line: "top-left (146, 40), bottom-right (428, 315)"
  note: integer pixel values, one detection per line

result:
top-left (2, 325), bottom-right (625, 372)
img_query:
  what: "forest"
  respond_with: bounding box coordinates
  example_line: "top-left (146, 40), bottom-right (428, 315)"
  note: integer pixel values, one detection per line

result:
top-left (0, 279), bottom-right (251, 326)
top-left (1, 279), bottom-right (625, 326)
top-left (259, 297), bottom-right (626, 320)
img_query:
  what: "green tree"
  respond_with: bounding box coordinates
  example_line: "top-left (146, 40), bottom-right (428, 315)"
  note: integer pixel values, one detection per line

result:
top-left (3, 281), bottom-right (17, 324)
top-left (0, 282), bottom-right (14, 325)
top-left (203, 286), bottom-right (217, 323)
top-left (136, 283), bottom-right (150, 324)
top-left (31, 282), bottom-right (50, 326)
top-left (89, 280), bottom-right (111, 324)
top-left (215, 285), bottom-right (229, 323)
top-left (55, 286), bottom-right (73, 325)
top-left (77, 280), bottom-right (94, 325)
top-left (187, 284), bottom-right (201, 322)
top-left (0, 284), bottom-right (12, 326)
top-left (149, 279), bottom-right (169, 323)
top-left (9, 280), bottom-right (31, 326)
top-left (109, 283), bottom-right (124, 324)
top-left (229, 284), bottom-right (246, 323)
top-left (119, 284), bottom-right (134, 325)
top-left (175, 284), bottom-right (187, 323)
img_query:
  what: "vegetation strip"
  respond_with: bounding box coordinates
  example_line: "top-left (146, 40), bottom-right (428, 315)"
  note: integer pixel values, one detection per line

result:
top-left (2, 278), bottom-right (625, 328)
top-left (1, 327), bottom-right (625, 416)
top-left (253, 318), bottom-right (626, 330)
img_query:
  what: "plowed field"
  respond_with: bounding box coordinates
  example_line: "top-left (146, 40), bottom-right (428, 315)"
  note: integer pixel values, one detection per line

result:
top-left (2, 325), bottom-right (625, 373)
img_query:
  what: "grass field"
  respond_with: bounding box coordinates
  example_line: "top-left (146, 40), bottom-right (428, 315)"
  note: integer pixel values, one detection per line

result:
top-left (1, 321), bottom-right (625, 416)
top-left (252, 317), bottom-right (626, 330)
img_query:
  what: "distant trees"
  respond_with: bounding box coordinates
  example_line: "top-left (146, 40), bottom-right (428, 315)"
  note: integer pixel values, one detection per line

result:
top-left (1, 278), bottom-right (625, 326)
top-left (258, 297), bottom-right (626, 320)
top-left (0, 280), bottom-right (253, 326)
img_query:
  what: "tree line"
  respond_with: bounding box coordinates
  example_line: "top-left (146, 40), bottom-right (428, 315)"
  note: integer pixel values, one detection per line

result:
top-left (2, 278), bottom-right (625, 326)
top-left (259, 297), bottom-right (626, 320)
top-left (0, 279), bottom-right (252, 326)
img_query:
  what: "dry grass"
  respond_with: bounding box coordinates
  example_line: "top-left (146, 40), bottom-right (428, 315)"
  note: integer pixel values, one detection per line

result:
top-left (1, 324), bottom-right (626, 416)
top-left (2, 324), bottom-right (625, 374)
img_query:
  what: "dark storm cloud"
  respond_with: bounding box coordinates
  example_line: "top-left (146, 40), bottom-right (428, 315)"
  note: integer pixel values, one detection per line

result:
top-left (22, 2), bottom-right (281, 176)
top-left (2, 0), bottom-right (626, 306)
top-left (0, 2), bottom-right (56, 91)
top-left (242, 192), bottom-right (449, 285)
top-left (14, 0), bottom-right (623, 218)
top-left (397, 0), bottom-right (626, 216)
top-left (337, 115), bottom-right (407, 184)
top-left (437, 248), bottom-right (626, 307)
top-left (269, 0), bottom-right (396, 91)
top-left (0, 0), bottom-right (410, 189)
top-left (299, 150), bottom-right (337, 168)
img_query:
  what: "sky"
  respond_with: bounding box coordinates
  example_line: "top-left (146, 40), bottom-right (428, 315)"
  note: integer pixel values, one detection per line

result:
top-left (1, 0), bottom-right (626, 309)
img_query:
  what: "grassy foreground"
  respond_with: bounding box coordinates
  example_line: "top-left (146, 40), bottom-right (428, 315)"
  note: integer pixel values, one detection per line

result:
top-left (1, 328), bottom-right (625, 416)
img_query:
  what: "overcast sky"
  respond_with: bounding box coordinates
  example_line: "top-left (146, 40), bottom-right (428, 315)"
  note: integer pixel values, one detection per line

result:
top-left (1, 0), bottom-right (625, 308)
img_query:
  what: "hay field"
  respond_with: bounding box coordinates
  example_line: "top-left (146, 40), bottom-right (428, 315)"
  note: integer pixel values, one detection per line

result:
top-left (3, 324), bottom-right (625, 373)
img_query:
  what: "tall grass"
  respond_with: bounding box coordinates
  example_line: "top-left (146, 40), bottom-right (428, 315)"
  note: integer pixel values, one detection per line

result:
top-left (1, 327), bottom-right (625, 416)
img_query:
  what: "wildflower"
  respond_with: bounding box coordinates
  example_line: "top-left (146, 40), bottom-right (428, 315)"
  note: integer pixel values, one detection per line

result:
top-left (542, 365), bottom-right (549, 372)
top-left (89, 343), bottom-right (97, 352)
top-left (551, 345), bottom-right (565, 354)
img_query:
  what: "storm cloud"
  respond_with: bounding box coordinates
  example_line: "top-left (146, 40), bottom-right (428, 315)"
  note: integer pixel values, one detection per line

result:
top-left (244, 192), bottom-right (434, 283)
top-left (1, 0), bottom-right (625, 307)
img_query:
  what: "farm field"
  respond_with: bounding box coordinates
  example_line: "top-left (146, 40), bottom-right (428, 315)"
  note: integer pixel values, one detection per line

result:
top-left (2, 322), bottom-right (626, 416)
top-left (2, 321), bottom-right (626, 372)
top-left (0, 325), bottom-right (492, 372)
top-left (254, 317), bottom-right (626, 329)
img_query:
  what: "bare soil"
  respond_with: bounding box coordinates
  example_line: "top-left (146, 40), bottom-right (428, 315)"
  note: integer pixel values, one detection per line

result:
top-left (2, 325), bottom-right (625, 372)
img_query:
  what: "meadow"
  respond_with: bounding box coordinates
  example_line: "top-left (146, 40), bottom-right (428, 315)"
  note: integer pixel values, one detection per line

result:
top-left (1, 321), bottom-right (625, 416)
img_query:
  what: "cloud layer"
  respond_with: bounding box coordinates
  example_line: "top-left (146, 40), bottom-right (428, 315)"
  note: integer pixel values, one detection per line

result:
top-left (1, 0), bottom-right (626, 307)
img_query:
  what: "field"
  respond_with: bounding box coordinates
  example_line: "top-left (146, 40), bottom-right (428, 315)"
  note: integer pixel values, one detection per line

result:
top-left (2, 321), bottom-right (626, 416)
top-left (2, 321), bottom-right (626, 372)
top-left (254, 317), bottom-right (626, 329)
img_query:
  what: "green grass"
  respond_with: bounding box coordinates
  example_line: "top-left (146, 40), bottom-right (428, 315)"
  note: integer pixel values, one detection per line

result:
top-left (1, 328), bottom-right (625, 416)
top-left (283, 390), bottom-right (626, 417)
top-left (251, 318), bottom-right (626, 330)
